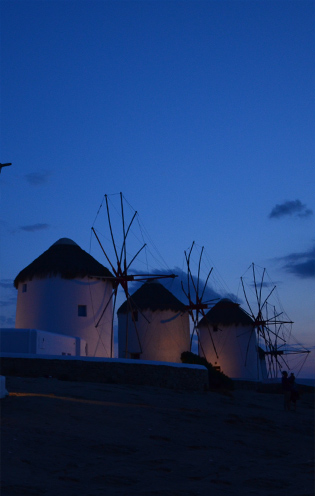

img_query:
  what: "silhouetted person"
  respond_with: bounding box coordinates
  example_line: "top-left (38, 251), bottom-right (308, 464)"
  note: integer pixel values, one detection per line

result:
top-left (289, 373), bottom-right (299, 411)
top-left (288, 372), bottom-right (295, 386)
top-left (281, 371), bottom-right (291, 411)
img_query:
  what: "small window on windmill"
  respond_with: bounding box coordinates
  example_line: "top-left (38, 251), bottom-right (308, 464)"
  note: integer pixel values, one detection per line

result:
top-left (78, 305), bottom-right (87, 317)
top-left (213, 325), bottom-right (218, 332)
top-left (132, 310), bottom-right (138, 322)
top-left (22, 283), bottom-right (27, 293)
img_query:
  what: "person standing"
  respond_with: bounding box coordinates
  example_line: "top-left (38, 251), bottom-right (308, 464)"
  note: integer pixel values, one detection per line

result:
top-left (281, 371), bottom-right (291, 411)
top-left (289, 372), bottom-right (299, 411)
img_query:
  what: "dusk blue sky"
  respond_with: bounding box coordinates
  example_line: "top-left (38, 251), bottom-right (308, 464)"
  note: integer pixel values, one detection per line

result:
top-left (1, 1), bottom-right (314, 376)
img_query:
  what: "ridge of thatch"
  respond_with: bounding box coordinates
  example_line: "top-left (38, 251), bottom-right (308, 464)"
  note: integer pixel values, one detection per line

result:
top-left (198, 298), bottom-right (254, 327)
top-left (14, 238), bottom-right (114, 288)
top-left (117, 281), bottom-right (186, 314)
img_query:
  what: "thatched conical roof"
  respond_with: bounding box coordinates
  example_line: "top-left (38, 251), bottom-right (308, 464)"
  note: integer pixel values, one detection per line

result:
top-left (117, 280), bottom-right (186, 314)
top-left (14, 238), bottom-right (113, 289)
top-left (198, 298), bottom-right (254, 327)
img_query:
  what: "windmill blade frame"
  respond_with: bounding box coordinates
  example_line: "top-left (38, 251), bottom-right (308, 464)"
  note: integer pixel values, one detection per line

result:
top-left (240, 263), bottom-right (310, 379)
top-left (91, 192), bottom-right (177, 359)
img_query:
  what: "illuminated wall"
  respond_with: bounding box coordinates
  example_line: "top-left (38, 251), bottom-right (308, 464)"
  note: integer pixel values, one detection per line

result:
top-left (15, 275), bottom-right (113, 357)
top-left (198, 323), bottom-right (259, 380)
top-left (118, 309), bottom-right (190, 362)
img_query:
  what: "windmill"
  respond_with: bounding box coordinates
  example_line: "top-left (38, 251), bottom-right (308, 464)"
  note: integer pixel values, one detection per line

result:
top-left (90, 192), bottom-right (176, 358)
top-left (182, 244), bottom-right (259, 379)
top-left (240, 263), bottom-right (310, 379)
top-left (180, 242), bottom-right (220, 358)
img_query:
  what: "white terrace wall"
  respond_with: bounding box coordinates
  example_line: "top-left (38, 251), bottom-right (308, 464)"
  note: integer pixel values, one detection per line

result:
top-left (0, 329), bottom-right (86, 356)
top-left (15, 276), bottom-right (113, 357)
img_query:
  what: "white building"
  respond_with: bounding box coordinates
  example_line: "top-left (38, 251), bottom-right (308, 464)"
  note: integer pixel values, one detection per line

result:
top-left (13, 238), bottom-right (114, 357)
top-left (198, 298), bottom-right (264, 380)
top-left (1, 328), bottom-right (86, 356)
top-left (117, 280), bottom-right (190, 362)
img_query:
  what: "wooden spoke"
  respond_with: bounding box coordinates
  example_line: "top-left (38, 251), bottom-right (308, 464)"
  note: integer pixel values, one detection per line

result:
top-left (92, 193), bottom-right (176, 359)
top-left (241, 263), bottom-right (309, 378)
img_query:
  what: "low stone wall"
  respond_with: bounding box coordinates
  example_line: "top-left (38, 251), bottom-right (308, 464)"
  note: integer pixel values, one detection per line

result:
top-left (0, 356), bottom-right (209, 391)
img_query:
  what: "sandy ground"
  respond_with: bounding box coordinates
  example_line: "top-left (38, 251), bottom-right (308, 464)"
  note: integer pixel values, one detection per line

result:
top-left (1, 377), bottom-right (314, 496)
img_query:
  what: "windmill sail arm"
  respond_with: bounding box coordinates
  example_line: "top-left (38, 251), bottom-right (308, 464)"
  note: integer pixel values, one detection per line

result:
top-left (127, 244), bottom-right (146, 270)
top-left (0, 162), bottom-right (12, 173)
top-left (91, 227), bottom-right (118, 275)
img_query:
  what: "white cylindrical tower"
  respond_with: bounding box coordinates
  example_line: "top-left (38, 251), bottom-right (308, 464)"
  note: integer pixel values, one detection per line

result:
top-left (14, 238), bottom-right (114, 357)
top-left (198, 299), bottom-right (259, 380)
top-left (117, 281), bottom-right (190, 362)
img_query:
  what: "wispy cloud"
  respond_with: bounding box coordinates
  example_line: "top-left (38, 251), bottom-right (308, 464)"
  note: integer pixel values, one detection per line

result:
top-left (268, 200), bottom-right (313, 219)
top-left (24, 171), bottom-right (52, 186)
top-left (0, 296), bottom-right (17, 307)
top-left (20, 223), bottom-right (50, 232)
top-left (9, 223), bottom-right (51, 234)
top-left (0, 280), bottom-right (14, 289)
top-left (250, 280), bottom-right (276, 289)
top-left (277, 245), bottom-right (315, 279)
top-left (0, 280), bottom-right (17, 326)
top-left (0, 314), bottom-right (15, 327)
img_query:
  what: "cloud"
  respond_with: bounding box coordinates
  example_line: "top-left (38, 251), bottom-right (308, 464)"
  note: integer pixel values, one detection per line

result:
top-left (24, 171), bottom-right (52, 186)
top-left (250, 281), bottom-right (276, 289)
top-left (20, 223), bottom-right (50, 232)
top-left (0, 280), bottom-right (17, 326)
top-left (127, 267), bottom-right (238, 306)
top-left (9, 223), bottom-right (51, 234)
top-left (269, 200), bottom-right (313, 219)
top-left (0, 279), bottom-right (17, 308)
top-left (0, 280), bottom-right (14, 289)
top-left (277, 245), bottom-right (315, 279)
top-left (0, 314), bottom-right (15, 327)
top-left (0, 296), bottom-right (17, 307)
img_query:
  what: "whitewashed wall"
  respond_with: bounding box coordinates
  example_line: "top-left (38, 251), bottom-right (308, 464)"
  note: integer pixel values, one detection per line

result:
top-left (118, 309), bottom-right (190, 362)
top-left (0, 328), bottom-right (86, 356)
top-left (15, 276), bottom-right (113, 357)
top-left (198, 323), bottom-right (260, 380)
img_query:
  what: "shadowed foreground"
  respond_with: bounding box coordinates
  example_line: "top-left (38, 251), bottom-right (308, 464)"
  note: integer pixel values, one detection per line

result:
top-left (1, 377), bottom-right (314, 496)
